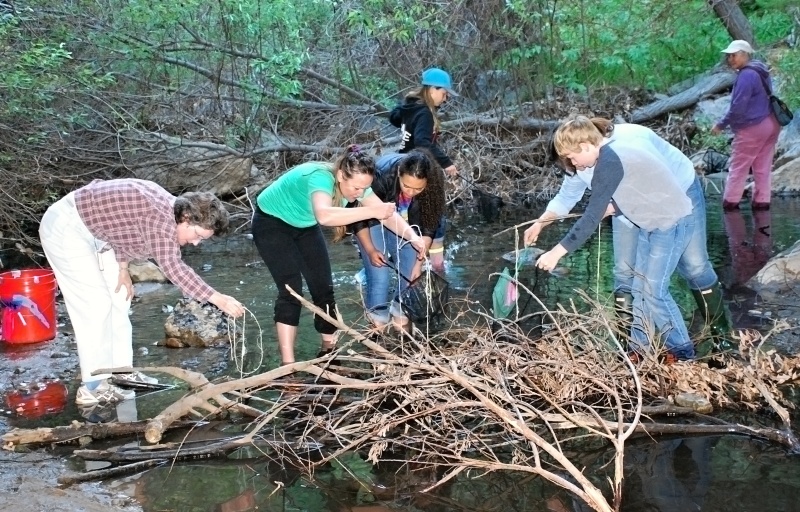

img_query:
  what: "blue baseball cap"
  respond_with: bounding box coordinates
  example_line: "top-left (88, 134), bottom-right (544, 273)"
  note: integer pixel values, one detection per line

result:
top-left (421, 68), bottom-right (459, 97)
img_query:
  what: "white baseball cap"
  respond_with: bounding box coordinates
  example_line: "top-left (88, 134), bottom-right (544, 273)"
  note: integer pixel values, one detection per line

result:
top-left (721, 40), bottom-right (754, 54)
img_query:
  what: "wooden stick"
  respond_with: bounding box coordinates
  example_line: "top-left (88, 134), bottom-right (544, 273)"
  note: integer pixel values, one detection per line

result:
top-left (492, 213), bottom-right (582, 238)
top-left (57, 459), bottom-right (169, 485)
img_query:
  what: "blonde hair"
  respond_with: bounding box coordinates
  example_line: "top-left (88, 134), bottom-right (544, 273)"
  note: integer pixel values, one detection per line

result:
top-left (406, 86), bottom-right (441, 132)
top-left (553, 115), bottom-right (605, 156)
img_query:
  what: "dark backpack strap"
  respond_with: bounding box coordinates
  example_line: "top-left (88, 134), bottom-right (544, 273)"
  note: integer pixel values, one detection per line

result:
top-left (743, 65), bottom-right (772, 95)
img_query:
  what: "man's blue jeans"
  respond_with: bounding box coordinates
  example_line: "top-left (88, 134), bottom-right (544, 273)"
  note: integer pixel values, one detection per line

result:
top-left (613, 177), bottom-right (718, 293)
top-left (356, 223), bottom-right (418, 324)
top-left (629, 215), bottom-right (695, 359)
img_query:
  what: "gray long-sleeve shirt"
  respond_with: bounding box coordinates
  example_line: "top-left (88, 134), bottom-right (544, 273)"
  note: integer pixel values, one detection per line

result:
top-left (559, 141), bottom-right (692, 253)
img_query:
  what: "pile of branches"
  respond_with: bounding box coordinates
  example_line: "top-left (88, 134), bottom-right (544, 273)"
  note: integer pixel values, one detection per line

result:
top-left (4, 290), bottom-right (799, 511)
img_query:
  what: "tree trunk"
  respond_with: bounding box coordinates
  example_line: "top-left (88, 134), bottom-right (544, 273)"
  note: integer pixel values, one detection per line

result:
top-left (628, 71), bottom-right (735, 123)
top-left (709, 0), bottom-right (754, 43)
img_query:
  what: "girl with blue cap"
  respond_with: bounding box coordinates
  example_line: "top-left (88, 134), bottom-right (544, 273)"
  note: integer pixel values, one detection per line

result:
top-left (381, 67), bottom-right (459, 272)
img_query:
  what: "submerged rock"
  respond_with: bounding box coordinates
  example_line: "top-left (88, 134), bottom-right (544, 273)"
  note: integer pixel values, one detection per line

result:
top-left (163, 298), bottom-right (239, 348)
top-left (674, 392), bottom-right (713, 414)
top-left (129, 260), bottom-right (167, 283)
top-left (750, 239), bottom-right (800, 300)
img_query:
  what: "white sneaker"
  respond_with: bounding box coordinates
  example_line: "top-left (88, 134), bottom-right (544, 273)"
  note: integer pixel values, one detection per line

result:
top-left (75, 380), bottom-right (135, 405)
top-left (114, 371), bottom-right (159, 386)
top-left (77, 397), bottom-right (139, 423)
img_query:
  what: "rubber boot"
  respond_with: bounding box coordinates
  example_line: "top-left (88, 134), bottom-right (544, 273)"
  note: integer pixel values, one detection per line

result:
top-left (613, 292), bottom-right (633, 348)
top-left (691, 282), bottom-right (735, 354)
top-left (613, 292), bottom-right (633, 326)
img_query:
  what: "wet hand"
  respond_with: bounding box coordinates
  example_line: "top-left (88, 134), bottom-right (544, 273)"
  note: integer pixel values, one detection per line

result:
top-left (410, 236), bottom-right (427, 256)
top-left (212, 293), bottom-right (245, 318)
top-left (536, 245), bottom-right (567, 272)
top-left (378, 202), bottom-right (396, 220)
top-left (367, 250), bottom-right (387, 267)
top-left (524, 223), bottom-right (543, 246)
top-left (115, 267), bottom-right (134, 301)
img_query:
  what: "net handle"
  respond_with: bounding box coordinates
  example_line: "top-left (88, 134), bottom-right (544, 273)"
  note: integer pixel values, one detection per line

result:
top-left (383, 259), bottom-right (413, 284)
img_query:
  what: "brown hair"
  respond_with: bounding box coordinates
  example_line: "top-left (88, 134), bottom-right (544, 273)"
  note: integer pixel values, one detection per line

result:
top-left (330, 144), bottom-right (376, 241)
top-left (589, 117), bottom-right (614, 136)
top-left (174, 192), bottom-right (230, 235)
top-left (405, 86), bottom-right (441, 132)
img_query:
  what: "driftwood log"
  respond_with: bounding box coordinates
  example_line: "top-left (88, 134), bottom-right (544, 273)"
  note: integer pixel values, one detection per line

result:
top-left (1, 419), bottom-right (201, 446)
top-left (629, 71), bottom-right (735, 123)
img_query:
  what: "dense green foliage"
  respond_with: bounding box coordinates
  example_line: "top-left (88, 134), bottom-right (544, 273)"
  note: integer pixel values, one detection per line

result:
top-left (0, 0), bottom-right (797, 244)
top-left (0, 12), bottom-right (113, 126)
top-left (5, 0), bottom-right (796, 109)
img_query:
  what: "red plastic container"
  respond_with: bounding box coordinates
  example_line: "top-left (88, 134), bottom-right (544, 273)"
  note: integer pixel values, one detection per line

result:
top-left (0, 269), bottom-right (58, 344)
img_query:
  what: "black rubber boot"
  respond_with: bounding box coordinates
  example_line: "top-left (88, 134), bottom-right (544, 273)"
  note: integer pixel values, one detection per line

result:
top-left (691, 282), bottom-right (735, 354)
top-left (613, 292), bottom-right (633, 325)
top-left (612, 291), bottom-right (635, 355)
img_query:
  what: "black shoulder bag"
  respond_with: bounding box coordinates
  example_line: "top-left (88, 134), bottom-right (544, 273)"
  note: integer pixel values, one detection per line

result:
top-left (747, 66), bottom-right (794, 127)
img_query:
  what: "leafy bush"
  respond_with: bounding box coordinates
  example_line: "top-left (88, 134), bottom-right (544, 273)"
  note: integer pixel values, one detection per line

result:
top-left (774, 48), bottom-right (800, 110)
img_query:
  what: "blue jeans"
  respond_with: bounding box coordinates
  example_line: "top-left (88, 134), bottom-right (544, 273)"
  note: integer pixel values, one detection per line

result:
top-left (357, 223), bottom-right (418, 323)
top-left (613, 177), bottom-right (718, 293)
top-left (630, 215), bottom-right (695, 359)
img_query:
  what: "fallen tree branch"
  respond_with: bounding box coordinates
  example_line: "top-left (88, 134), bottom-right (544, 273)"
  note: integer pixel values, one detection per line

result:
top-left (57, 459), bottom-right (169, 486)
top-left (1, 420), bottom-right (201, 447)
top-left (628, 71), bottom-right (735, 123)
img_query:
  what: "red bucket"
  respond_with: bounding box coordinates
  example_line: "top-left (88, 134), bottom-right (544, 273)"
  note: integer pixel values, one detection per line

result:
top-left (0, 269), bottom-right (58, 344)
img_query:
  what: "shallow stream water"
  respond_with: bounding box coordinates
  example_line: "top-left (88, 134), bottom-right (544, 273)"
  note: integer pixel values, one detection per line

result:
top-left (4, 193), bottom-right (800, 511)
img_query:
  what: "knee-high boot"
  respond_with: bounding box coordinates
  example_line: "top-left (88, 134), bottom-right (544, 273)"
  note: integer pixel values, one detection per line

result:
top-left (691, 282), bottom-right (735, 353)
top-left (613, 291), bottom-right (633, 342)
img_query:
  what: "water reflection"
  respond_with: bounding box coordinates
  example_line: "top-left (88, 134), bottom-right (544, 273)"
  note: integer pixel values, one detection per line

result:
top-left (723, 209), bottom-right (772, 287)
top-left (623, 437), bottom-right (715, 511)
top-left (121, 429), bottom-right (800, 512)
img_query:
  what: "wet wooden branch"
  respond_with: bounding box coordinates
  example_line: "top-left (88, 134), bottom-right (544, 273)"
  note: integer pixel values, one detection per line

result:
top-left (633, 421), bottom-right (798, 448)
top-left (1, 420), bottom-right (201, 447)
top-left (74, 436), bottom-right (249, 462)
top-left (57, 459), bottom-right (169, 486)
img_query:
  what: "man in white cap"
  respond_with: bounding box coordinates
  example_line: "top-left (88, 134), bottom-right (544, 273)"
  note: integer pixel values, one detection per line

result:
top-left (711, 40), bottom-right (780, 211)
